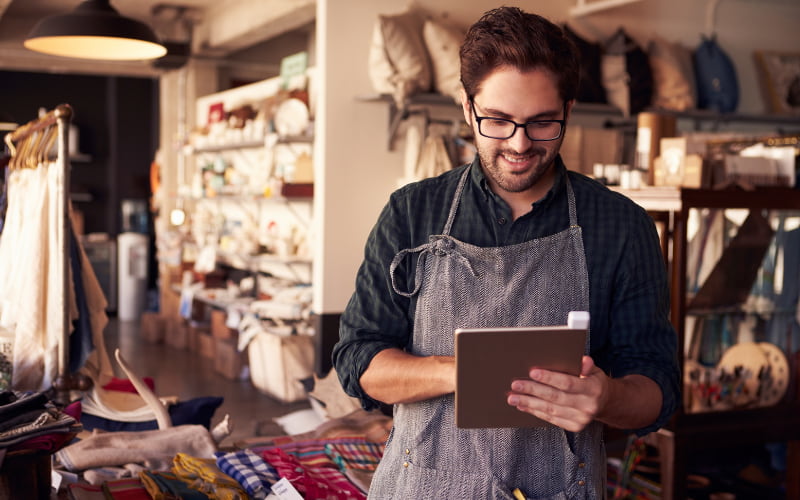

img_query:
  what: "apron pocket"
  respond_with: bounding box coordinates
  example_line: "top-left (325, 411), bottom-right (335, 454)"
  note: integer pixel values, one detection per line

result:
top-left (380, 459), bottom-right (524, 500)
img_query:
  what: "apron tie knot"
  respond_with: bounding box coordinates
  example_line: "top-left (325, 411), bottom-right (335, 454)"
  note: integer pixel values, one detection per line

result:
top-left (389, 236), bottom-right (479, 297)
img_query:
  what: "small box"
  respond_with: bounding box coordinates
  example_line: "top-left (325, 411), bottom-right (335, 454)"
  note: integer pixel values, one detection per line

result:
top-left (210, 309), bottom-right (236, 341)
top-left (197, 330), bottom-right (216, 359)
top-left (186, 323), bottom-right (200, 353)
top-left (140, 312), bottom-right (164, 344)
top-left (214, 338), bottom-right (247, 380)
top-left (248, 332), bottom-right (314, 402)
top-left (160, 288), bottom-right (182, 323)
top-left (165, 318), bottom-right (189, 350)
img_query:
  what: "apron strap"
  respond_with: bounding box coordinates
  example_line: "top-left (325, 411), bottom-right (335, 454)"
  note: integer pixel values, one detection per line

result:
top-left (389, 243), bottom-right (430, 297)
top-left (566, 174), bottom-right (579, 228)
top-left (441, 167), bottom-right (471, 236)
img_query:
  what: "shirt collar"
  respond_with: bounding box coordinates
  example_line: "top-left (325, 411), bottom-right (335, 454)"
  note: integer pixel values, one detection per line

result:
top-left (468, 154), bottom-right (568, 209)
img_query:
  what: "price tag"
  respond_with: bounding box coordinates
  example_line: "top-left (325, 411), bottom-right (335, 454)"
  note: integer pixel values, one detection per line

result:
top-left (271, 477), bottom-right (304, 500)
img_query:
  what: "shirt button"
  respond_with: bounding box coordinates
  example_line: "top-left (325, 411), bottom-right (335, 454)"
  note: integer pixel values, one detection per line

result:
top-left (578, 480), bottom-right (586, 486)
top-left (578, 462), bottom-right (585, 468)
top-left (405, 449), bottom-right (410, 454)
top-left (497, 217), bottom-right (507, 225)
top-left (403, 461), bottom-right (409, 468)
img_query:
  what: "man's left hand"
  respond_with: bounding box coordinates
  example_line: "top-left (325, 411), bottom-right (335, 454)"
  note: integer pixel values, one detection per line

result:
top-left (506, 356), bottom-right (609, 432)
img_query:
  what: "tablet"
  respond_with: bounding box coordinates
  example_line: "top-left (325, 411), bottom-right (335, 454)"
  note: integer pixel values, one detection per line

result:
top-left (454, 325), bottom-right (587, 429)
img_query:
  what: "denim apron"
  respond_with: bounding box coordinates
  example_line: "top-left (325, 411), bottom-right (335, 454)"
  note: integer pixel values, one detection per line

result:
top-left (370, 167), bottom-right (604, 499)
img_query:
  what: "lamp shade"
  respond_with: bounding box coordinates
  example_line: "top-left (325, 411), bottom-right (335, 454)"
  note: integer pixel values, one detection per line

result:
top-left (24, 0), bottom-right (167, 61)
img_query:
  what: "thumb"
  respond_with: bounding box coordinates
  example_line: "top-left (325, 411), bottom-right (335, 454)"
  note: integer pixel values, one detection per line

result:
top-left (580, 355), bottom-right (597, 378)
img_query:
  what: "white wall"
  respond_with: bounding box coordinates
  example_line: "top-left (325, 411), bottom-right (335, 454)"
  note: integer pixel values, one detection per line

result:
top-left (314, 0), bottom-right (800, 314)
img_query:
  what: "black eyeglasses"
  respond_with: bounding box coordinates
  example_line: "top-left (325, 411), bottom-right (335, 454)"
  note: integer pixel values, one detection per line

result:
top-left (469, 98), bottom-right (566, 142)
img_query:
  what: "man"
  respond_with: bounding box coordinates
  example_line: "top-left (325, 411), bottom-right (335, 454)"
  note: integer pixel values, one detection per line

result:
top-left (333, 7), bottom-right (680, 499)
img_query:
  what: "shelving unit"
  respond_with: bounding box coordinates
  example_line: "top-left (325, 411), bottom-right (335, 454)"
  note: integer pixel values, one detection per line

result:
top-left (362, 92), bottom-right (800, 151)
top-left (619, 186), bottom-right (800, 500)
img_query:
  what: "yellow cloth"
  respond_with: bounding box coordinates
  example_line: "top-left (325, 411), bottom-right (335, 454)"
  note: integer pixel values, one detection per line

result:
top-left (171, 452), bottom-right (247, 500)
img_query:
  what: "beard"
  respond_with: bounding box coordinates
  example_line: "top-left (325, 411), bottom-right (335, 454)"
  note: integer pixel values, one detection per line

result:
top-left (477, 141), bottom-right (561, 194)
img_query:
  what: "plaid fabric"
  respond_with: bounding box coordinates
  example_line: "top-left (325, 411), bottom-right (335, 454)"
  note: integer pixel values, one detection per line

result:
top-left (325, 440), bottom-right (384, 472)
top-left (261, 446), bottom-right (365, 500)
top-left (171, 452), bottom-right (247, 500)
top-left (215, 449), bottom-right (279, 499)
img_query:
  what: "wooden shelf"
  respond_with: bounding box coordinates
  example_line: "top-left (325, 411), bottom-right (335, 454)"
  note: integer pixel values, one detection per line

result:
top-left (650, 186), bottom-right (800, 500)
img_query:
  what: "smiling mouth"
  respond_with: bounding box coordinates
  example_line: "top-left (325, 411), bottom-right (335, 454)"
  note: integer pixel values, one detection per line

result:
top-left (501, 153), bottom-right (535, 170)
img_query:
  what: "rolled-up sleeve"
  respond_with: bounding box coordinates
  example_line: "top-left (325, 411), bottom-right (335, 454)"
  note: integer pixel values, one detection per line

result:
top-left (332, 192), bottom-right (415, 410)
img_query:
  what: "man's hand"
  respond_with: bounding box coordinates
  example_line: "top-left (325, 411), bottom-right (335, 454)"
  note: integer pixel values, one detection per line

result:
top-left (506, 355), bottom-right (609, 432)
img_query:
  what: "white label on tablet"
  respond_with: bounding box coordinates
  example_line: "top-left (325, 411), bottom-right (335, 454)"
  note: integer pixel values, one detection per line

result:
top-left (567, 311), bottom-right (590, 330)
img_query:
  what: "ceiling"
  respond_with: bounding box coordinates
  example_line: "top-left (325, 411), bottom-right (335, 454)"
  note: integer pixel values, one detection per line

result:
top-left (0, 0), bottom-right (316, 76)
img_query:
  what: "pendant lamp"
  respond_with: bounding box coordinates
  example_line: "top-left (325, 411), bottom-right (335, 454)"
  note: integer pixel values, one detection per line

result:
top-left (24, 0), bottom-right (167, 61)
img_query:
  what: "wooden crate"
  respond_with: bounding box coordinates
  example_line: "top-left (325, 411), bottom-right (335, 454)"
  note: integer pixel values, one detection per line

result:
top-left (140, 311), bottom-right (164, 344)
top-left (164, 317), bottom-right (189, 350)
top-left (196, 327), bottom-right (216, 359)
top-left (210, 309), bottom-right (237, 341)
top-left (214, 338), bottom-right (247, 380)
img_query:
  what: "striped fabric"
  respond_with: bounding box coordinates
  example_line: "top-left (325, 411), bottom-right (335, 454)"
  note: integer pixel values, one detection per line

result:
top-left (261, 446), bottom-right (365, 500)
top-left (216, 437), bottom-right (384, 498)
top-left (325, 440), bottom-right (384, 472)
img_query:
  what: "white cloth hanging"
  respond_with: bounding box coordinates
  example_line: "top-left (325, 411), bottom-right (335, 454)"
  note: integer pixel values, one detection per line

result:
top-left (0, 158), bottom-right (113, 391)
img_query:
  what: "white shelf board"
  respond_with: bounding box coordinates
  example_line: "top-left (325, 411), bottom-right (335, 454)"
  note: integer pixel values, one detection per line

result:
top-left (570, 0), bottom-right (643, 17)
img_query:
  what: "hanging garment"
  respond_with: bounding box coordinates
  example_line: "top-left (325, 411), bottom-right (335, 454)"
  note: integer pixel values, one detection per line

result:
top-left (370, 168), bottom-right (603, 499)
top-left (0, 163), bottom-right (59, 390)
top-left (0, 158), bottom-right (111, 391)
top-left (414, 130), bottom-right (453, 181)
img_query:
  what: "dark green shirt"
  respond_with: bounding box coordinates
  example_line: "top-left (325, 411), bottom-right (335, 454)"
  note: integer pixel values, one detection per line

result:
top-left (333, 155), bottom-right (680, 435)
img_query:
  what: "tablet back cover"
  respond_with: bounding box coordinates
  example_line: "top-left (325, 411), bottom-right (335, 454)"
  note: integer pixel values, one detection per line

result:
top-left (455, 326), bottom-right (586, 428)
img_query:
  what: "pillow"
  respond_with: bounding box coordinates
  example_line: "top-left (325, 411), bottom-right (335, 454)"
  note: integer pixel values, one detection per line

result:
top-left (368, 10), bottom-right (432, 107)
top-left (648, 35), bottom-right (696, 111)
top-left (422, 19), bottom-right (465, 103)
top-left (602, 28), bottom-right (653, 116)
top-left (563, 24), bottom-right (608, 104)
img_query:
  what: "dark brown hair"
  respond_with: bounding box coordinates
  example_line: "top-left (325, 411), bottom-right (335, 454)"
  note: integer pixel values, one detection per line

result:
top-left (459, 6), bottom-right (580, 103)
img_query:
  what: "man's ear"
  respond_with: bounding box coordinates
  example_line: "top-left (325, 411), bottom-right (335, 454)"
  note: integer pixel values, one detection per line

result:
top-left (460, 88), bottom-right (472, 126)
top-left (565, 99), bottom-right (576, 123)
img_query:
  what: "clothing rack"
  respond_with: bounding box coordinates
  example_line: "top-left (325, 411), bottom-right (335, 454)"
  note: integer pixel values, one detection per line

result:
top-left (4, 104), bottom-right (84, 403)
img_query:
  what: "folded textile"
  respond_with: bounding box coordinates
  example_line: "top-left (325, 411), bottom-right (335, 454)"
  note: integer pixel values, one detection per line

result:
top-left (8, 424), bottom-right (79, 454)
top-left (101, 477), bottom-right (152, 500)
top-left (55, 424), bottom-right (217, 472)
top-left (215, 449), bottom-right (279, 500)
top-left (262, 446), bottom-right (365, 500)
top-left (140, 470), bottom-right (210, 500)
top-left (9, 400), bottom-right (82, 453)
top-left (0, 409), bottom-right (78, 449)
top-left (81, 396), bottom-right (223, 433)
top-left (80, 386), bottom-right (171, 423)
top-left (325, 440), bottom-right (384, 472)
top-left (102, 376), bottom-right (156, 394)
top-left (82, 466), bottom-right (131, 486)
top-left (67, 483), bottom-right (105, 500)
top-left (171, 452), bottom-right (247, 500)
top-left (0, 391), bottom-right (48, 421)
top-left (325, 439), bottom-right (384, 495)
top-left (0, 408), bottom-right (50, 433)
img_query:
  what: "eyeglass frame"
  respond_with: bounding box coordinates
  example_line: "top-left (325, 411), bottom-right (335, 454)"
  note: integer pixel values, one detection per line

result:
top-left (469, 97), bottom-right (567, 142)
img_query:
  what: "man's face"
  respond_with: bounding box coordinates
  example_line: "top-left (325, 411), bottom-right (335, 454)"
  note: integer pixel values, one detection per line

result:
top-left (461, 66), bottom-right (571, 199)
